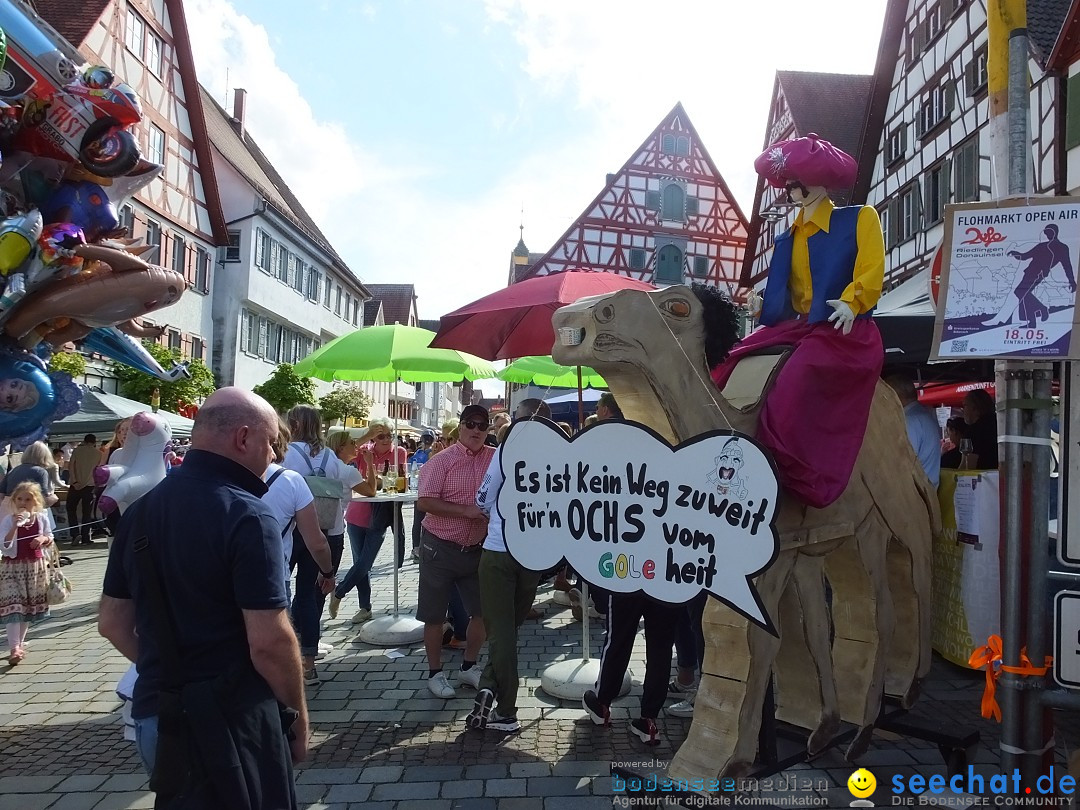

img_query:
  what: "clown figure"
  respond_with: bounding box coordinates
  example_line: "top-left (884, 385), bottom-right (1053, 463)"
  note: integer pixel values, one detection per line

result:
top-left (707, 438), bottom-right (748, 500)
top-left (710, 133), bottom-right (885, 508)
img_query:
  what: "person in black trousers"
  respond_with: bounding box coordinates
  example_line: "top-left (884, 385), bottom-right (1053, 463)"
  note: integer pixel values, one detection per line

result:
top-left (582, 591), bottom-right (684, 745)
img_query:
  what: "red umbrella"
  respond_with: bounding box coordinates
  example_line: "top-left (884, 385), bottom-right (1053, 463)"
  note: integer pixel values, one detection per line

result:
top-left (431, 270), bottom-right (656, 360)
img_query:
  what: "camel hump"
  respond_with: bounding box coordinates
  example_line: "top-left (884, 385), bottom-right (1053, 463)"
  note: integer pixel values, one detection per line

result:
top-left (720, 344), bottom-right (794, 416)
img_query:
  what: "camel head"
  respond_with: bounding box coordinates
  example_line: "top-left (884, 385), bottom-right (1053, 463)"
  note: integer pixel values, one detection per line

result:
top-left (553, 283), bottom-right (747, 439)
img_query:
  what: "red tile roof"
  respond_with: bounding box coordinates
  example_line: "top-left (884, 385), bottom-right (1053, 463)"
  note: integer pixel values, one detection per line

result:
top-left (28, 0), bottom-right (109, 46)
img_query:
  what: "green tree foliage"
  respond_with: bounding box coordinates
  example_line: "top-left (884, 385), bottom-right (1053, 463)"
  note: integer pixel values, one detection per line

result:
top-left (318, 385), bottom-right (373, 425)
top-left (252, 363), bottom-right (316, 414)
top-left (110, 342), bottom-right (216, 412)
top-left (48, 351), bottom-right (86, 380)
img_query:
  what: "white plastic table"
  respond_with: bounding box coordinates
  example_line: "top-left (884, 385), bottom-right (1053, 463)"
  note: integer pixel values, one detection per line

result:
top-left (350, 491), bottom-right (425, 645)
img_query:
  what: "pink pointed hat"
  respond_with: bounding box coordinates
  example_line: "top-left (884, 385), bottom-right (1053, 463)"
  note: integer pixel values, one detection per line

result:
top-left (754, 133), bottom-right (858, 189)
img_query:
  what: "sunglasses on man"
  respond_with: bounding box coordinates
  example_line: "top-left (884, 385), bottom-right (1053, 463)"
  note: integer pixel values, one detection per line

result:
top-left (462, 419), bottom-right (490, 431)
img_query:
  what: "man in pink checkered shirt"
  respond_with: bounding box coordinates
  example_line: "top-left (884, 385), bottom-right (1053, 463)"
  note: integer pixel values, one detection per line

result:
top-left (416, 404), bottom-right (497, 698)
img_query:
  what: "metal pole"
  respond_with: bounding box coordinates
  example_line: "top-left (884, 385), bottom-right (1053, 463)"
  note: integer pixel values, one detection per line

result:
top-left (1024, 365), bottom-right (1052, 777)
top-left (999, 371), bottom-right (1025, 776)
top-left (998, 25), bottom-right (1035, 781)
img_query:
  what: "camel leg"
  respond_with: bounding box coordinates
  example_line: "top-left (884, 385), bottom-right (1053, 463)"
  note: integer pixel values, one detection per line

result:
top-left (884, 538), bottom-right (923, 707)
top-left (825, 511), bottom-right (894, 761)
top-left (773, 553), bottom-right (841, 757)
top-left (668, 550), bottom-right (796, 784)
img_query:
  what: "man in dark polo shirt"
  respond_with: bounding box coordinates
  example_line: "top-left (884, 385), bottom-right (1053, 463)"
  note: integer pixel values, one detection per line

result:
top-left (416, 403), bottom-right (496, 698)
top-left (98, 387), bottom-right (306, 809)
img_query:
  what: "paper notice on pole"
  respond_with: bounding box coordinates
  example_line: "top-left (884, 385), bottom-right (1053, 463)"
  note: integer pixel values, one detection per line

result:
top-left (953, 474), bottom-right (980, 545)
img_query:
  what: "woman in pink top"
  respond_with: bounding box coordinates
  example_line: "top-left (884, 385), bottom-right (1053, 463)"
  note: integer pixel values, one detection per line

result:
top-left (329, 418), bottom-right (407, 624)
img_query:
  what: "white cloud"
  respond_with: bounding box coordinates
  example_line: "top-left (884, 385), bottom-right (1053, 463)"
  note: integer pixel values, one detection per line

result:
top-left (185, 0), bottom-right (887, 325)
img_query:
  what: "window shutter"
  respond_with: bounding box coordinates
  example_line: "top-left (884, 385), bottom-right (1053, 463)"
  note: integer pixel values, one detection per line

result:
top-left (940, 158), bottom-right (952, 214)
top-left (645, 190), bottom-right (661, 211)
top-left (912, 22), bottom-right (926, 59)
top-left (240, 311), bottom-right (249, 349)
top-left (915, 102), bottom-right (926, 137)
top-left (258, 318), bottom-right (268, 357)
top-left (1068, 74), bottom-right (1080, 150)
top-left (887, 199), bottom-right (900, 248)
top-left (686, 196), bottom-right (699, 217)
top-left (944, 83), bottom-right (956, 115)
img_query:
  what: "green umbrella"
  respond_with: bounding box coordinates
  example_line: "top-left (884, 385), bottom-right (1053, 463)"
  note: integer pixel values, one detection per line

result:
top-left (294, 324), bottom-right (495, 382)
top-left (497, 355), bottom-right (607, 389)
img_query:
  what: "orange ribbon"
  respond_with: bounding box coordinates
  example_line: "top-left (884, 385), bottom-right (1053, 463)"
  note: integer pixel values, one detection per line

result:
top-left (968, 635), bottom-right (1053, 723)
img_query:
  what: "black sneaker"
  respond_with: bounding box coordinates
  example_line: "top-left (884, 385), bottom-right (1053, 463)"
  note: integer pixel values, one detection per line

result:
top-left (466, 688), bottom-right (494, 730)
top-left (630, 717), bottom-right (661, 746)
top-left (486, 711), bottom-right (520, 733)
top-left (582, 689), bottom-right (610, 727)
top-left (303, 666), bottom-right (320, 686)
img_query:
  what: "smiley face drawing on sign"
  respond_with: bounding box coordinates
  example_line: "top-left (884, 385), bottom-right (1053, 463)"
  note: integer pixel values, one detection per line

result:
top-left (707, 437), bottom-right (748, 500)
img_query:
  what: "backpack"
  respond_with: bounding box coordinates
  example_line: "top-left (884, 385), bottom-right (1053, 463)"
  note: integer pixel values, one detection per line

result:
top-left (289, 443), bottom-right (346, 532)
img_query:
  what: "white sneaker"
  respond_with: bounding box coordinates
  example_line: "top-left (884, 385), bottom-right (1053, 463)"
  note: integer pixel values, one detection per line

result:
top-left (315, 641), bottom-right (333, 660)
top-left (428, 671), bottom-right (456, 698)
top-left (350, 608), bottom-right (372, 624)
top-left (668, 692), bottom-right (696, 717)
top-left (458, 666), bottom-right (482, 690)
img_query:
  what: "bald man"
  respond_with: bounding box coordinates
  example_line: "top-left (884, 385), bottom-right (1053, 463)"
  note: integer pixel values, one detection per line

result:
top-left (99, 388), bottom-right (305, 808)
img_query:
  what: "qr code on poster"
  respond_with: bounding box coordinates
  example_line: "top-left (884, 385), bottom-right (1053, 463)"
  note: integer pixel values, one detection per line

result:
top-left (952, 339), bottom-right (969, 353)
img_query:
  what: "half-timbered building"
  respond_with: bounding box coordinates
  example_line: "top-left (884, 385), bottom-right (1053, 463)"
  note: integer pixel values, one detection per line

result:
top-left (854, 0), bottom-right (1070, 295)
top-left (1048, 3), bottom-right (1080, 194)
top-left (517, 103), bottom-right (748, 292)
top-left (34, 0), bottom-right (228, 366)
top-left (741, 71), bottom-right (872, 292)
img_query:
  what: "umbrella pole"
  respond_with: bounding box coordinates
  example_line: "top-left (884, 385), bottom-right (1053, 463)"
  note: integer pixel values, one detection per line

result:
top-left (392, 375), bottom-right (400, 620)
top-left (577, 367), bottom-right (584, 429)
top-left (576, 364), bottom-right (590, 661)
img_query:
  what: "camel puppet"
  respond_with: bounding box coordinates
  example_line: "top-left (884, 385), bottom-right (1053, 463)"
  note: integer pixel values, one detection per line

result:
top-left (553, 283), bottom-right (940, 780)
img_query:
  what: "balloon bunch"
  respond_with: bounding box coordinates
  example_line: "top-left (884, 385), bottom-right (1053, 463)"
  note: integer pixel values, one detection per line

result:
top-left (0, 6), bottom-right (189, 447)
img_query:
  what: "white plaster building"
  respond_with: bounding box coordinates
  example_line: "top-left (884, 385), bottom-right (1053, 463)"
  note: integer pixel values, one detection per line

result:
top-left (202, 88), bottom-right (370, 394)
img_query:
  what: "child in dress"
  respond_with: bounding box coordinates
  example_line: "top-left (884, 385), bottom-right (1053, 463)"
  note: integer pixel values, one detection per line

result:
top-left (1, 481), bottom-right (54, 664)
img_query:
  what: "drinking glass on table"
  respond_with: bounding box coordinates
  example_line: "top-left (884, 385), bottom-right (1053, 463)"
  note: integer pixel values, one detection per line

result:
top-left (959, 438), bottom-right (974, 470)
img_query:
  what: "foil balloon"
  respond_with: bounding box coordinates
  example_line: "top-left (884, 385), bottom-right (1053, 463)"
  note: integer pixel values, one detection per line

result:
top-left (0, 345), bottom-right (81, 449)
top-left (3, 261), bottom-right (185, 347)
top-left (41, 180), bottom-right (119, 242)
top-left (82, 65), bottom-right (115, 90)
top-left (37, 222), bottom-right (86, 272)
top-left (94, 410), bottom-right (170, 516)
top-left (0, 209), bottom-right (43, 275)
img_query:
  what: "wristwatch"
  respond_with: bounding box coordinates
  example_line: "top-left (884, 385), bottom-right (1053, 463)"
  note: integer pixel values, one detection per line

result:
top-left (319, 569), bottom-right (337, 578)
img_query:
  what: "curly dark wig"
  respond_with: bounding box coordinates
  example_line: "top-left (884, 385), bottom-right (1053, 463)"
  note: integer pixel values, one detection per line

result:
top-left (691, 283), bottom-right (742, 369)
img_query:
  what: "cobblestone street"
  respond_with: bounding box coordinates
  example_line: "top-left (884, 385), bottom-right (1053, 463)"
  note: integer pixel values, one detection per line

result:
top-left (1, 510), bottom-right (1077, 809)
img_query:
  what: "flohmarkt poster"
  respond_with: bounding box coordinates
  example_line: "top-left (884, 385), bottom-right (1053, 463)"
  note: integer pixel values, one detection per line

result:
top-left (931, 196), bottom-right (1080, 360)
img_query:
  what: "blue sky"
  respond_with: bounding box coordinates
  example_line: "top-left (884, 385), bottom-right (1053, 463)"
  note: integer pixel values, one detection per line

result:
top-left (187, 0), bottom-right (889, 322)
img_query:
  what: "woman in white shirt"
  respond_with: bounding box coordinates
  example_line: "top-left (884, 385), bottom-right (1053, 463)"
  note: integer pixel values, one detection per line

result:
top-left (261, 423), bottom-right (333, 606)
top-left (283, 405), bottom-right (371, 684)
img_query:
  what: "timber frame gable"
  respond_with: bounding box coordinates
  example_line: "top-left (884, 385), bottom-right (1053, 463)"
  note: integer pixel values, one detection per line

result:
top-left (519, 103), bottom-right (748, 292)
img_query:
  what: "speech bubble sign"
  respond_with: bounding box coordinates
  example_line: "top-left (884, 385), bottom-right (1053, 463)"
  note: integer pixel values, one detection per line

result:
top-left (497, 419), bottom-right (780, 633)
